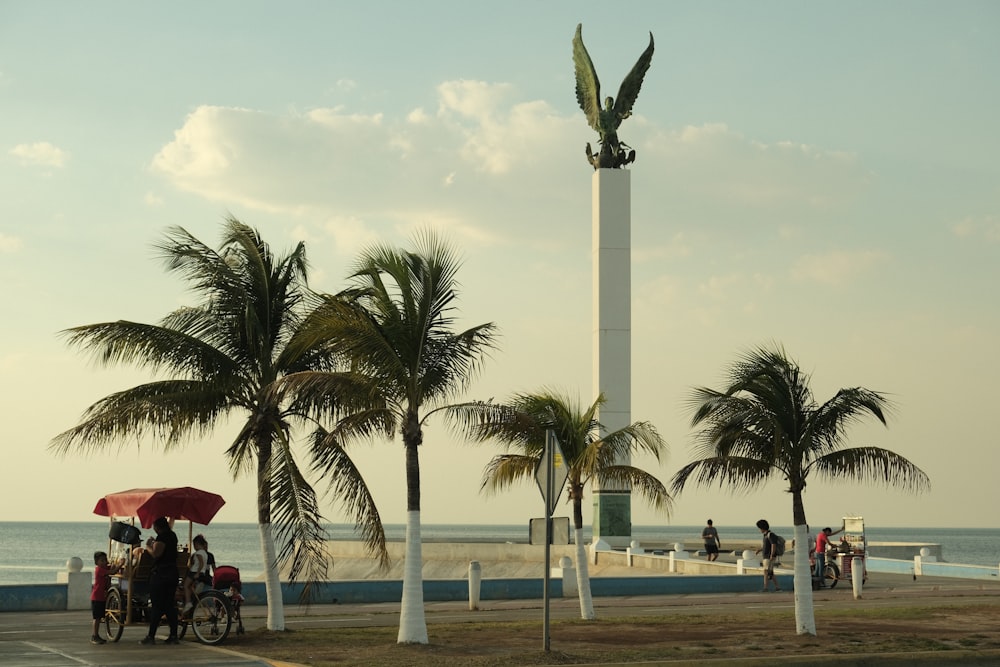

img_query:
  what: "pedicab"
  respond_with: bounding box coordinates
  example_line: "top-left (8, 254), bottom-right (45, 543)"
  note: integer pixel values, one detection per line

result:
top-left (94, 487), bottom-right (241, 645)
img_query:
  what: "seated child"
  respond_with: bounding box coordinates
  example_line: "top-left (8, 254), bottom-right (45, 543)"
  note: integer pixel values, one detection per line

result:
top-left (182, 534), bottom-right (210, 615)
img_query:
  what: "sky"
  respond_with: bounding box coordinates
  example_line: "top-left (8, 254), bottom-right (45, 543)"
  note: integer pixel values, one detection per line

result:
top-left (2, 1), bottom-right (998, 532)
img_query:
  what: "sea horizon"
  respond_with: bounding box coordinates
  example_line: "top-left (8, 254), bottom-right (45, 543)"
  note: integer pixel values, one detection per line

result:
top-left (1, 521), bottom-right (997, 586)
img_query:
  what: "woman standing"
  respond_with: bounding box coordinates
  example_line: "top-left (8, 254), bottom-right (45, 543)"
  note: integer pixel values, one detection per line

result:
top-left (140, 516), bottom-right (179, 645)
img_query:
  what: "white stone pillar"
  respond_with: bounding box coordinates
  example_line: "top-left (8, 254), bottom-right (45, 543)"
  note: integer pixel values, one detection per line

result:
top-left (552, 556), bottom-right (577, 597)
top-left (591, 168), bottom-right (632, 548)
top-left (468, 561), bottom-right (481, 610)
top-left (58, 556), bottom-right (90, 611)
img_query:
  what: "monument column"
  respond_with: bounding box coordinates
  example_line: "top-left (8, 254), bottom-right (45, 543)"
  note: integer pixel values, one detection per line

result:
top-left (572, 21), bottom-right (653, 550)
top-left (591, 168), bottom-right (631, 548)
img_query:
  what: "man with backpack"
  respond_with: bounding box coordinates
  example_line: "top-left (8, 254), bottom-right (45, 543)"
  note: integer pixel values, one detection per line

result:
top-left (755, 519), bottom-right (784, 592)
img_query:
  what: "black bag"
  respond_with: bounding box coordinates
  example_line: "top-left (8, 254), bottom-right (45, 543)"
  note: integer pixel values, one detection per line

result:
top-left (772, 533), bottom-right (786, 557)
top-left (109, 521), bottom-right (140, 545)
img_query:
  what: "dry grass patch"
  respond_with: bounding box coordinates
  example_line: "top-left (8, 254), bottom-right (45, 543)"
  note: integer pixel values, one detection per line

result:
top-left (234, 603), bottom-right (1000, 666)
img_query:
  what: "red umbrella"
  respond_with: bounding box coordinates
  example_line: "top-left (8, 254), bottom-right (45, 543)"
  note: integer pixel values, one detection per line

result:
top-left (93, 487), bottom-right (226, 528)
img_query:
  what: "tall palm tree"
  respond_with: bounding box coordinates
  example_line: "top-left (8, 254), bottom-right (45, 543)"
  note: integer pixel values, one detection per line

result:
top-left (447, 389), bottom-right (672, 620)
top-left (278, 230), bottom-right (499, 644)
top-left (49, 218), bottom-right (388, 630)
top-left (670, 344), bottom-right (929, 636)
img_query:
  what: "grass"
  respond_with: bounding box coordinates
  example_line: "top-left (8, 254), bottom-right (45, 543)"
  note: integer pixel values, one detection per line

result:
top-left (229, 603), bottom-right (1000, 667)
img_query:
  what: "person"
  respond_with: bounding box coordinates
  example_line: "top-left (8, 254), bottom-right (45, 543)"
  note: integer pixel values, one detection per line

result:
top-left (182, 534), bottom-right (210, 616)
top-left (140, 516), bottom-right (179, 645)
top-left (90, 551), bottom-right (122, 645)
top-left (701, 519), bottom-right (721, 561)
top-left (814, 521), bottom-right (845, 585)
top-left (754, 519), bottom-right (782, 592)
top-left (204, 545), bottom-right (217, 584)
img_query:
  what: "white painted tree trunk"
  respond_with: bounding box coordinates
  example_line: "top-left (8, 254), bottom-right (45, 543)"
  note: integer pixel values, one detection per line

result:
top-left (258, 522), bottom-right (285, 631)
top-left (792, 523), bottom-right (816, 635)
top-left (397, 510), bottom-right (428, 644)
top-left (574, 527), bottom-right (595, 620)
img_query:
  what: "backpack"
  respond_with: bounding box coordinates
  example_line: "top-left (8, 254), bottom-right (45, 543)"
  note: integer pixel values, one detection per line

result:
top-left (772, 533), bottom-right (786, 557)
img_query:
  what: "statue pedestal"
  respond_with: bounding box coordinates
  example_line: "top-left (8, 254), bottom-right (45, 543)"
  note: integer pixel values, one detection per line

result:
top-left (592, 168), bottom-right (632, 547)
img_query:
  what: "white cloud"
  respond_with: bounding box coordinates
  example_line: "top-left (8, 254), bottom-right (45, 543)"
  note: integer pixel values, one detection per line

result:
top-left (952, 215), bottom-right (1000, 242)
top-left (638, 123), bottom-right (868, 212)
top-left (0, 233), bottom-right (23, 253)
top-left (147, 87), bottom-right (872, 256)
top-left (789, 249), bottom-right (888, 286)
top-left (144, 192), bottom-right (164, 206)
top-left (9, 141), bottom-right (68, 167)
top-left (436, 80), bottom-right (513, 120)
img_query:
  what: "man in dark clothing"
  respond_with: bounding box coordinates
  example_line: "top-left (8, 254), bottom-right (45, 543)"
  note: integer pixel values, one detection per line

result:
top-left (755, 519), bottom-right (782, 592)
top-left (140, 516), bottom-right (179, 645)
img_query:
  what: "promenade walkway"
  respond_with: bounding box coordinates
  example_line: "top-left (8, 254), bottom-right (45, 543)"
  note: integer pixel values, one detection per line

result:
top-left (0, 572), bottom-right (997, 666)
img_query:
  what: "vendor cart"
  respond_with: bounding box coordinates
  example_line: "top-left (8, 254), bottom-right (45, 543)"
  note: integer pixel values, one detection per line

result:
top-left (94, 487), bottom-right (237, 645)
top-left (835, 515), bottom-right (868, 583)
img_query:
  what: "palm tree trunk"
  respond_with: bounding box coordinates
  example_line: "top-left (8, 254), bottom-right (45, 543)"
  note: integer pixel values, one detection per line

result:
top-left (256, 441), bottom-right (285, 631)
top-left (397, 438), bottom-right (428, 644)
top-left (397, 510), bottom-right (428, 643)
top-left (573, 527), bottom-right (595, 620)
top-left (791, 492), bottom-right (816, 635)
top-left (258, 522), bottom-right (285, 631)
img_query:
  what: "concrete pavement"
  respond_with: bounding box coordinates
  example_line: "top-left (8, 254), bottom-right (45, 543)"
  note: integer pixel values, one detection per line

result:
top-left (1, 572), bottom-right (998, 666)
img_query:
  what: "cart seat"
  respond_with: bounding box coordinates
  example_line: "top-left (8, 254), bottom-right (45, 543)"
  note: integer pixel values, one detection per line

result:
top-left (131, 551), bottom-right (153, 582)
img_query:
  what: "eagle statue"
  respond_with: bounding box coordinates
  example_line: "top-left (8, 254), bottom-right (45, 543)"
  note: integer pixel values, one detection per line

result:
top-left (573, 23), bottom-right (654, 170)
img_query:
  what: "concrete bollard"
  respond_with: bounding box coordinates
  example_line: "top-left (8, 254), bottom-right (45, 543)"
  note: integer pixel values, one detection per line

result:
top-left (552, 556), bottom-right (577, 597)
top-left (737, 549), bottom-right (756, 575)
top-left (851, 557), bottom-right (863, 599)
top-left (626, 540), bottom-right (644, 566)
top-left (57, 556), bottom-right (90, 610)
top-left (468, 561), bottom-right (481, 610)
top-left (914, 548), bottom-right (936, 576)
top-left (591, 538), bottom-right (611, 565)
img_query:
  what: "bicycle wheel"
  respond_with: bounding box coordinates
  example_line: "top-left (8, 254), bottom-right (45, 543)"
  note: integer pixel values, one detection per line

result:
top-left (189, 589), bottom-right (232, 645)
top-left (104, 587), bottom-right (125, 642)
top-left (824, 562), bottom-right (840, 588)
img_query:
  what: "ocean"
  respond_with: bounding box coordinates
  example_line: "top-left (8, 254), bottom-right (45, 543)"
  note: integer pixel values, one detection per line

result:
top-left (1, 522), bottom-right (996, 586)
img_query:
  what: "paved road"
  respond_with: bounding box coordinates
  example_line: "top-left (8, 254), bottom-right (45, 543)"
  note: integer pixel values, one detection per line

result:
top-left (1, 573), bottom-right (998, 666)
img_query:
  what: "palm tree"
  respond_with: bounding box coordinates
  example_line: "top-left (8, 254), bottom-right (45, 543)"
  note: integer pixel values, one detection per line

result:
top-left (447, 389), bottom-right (672, 620)
top-left (670, 344), bottom-right (929, 636)
top-left (278, 230), bottom-right (499, 644)
top-left (49, 218), bottom-right (388, 630)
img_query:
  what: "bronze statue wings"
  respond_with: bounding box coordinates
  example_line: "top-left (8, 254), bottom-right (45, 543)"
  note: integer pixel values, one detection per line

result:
top-left (573, 23), bottom-right (655, 132)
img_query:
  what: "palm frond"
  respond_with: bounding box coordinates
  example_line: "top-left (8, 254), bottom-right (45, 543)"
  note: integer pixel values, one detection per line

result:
top-left (308, 428), bottom-right (390, 570)
top-left (811, 447), bottom-right (930, 492)
top-left (266, 431), bottom-right (330, 604)
top-left (480, 454), bottom-right (538, 495)
top-left (59, 321), bottom-right (239, 381)
top-left (50, 381), bottom-right (231, 454)
top-left (596, 466), bottom-right (673, 513)
top-left (670, 456), bottom-right (775, 495)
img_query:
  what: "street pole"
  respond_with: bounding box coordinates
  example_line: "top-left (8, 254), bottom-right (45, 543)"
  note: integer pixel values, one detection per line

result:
top-left (542, 429), bottom-right (553, 652)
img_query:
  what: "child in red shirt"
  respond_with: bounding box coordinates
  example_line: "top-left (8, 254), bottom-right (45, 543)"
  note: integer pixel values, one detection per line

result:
top-left (90, 551), bottom-right (122, 644)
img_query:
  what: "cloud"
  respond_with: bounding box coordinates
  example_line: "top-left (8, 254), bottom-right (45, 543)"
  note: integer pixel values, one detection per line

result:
top-left (0, 233), bottom-right (23, 253)
top-left (789, 249), bottom-right (888, 286)
top-left (952, 215), bottom-right (1000, 242)
top-left (144, 192), bottom-right (164, 206)
top-left (9, 142), bottom-right (69, 167)
top-left (636, 123), bottom-right (868, 212)
top-left (148, 85), bottom-right (872, 255)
